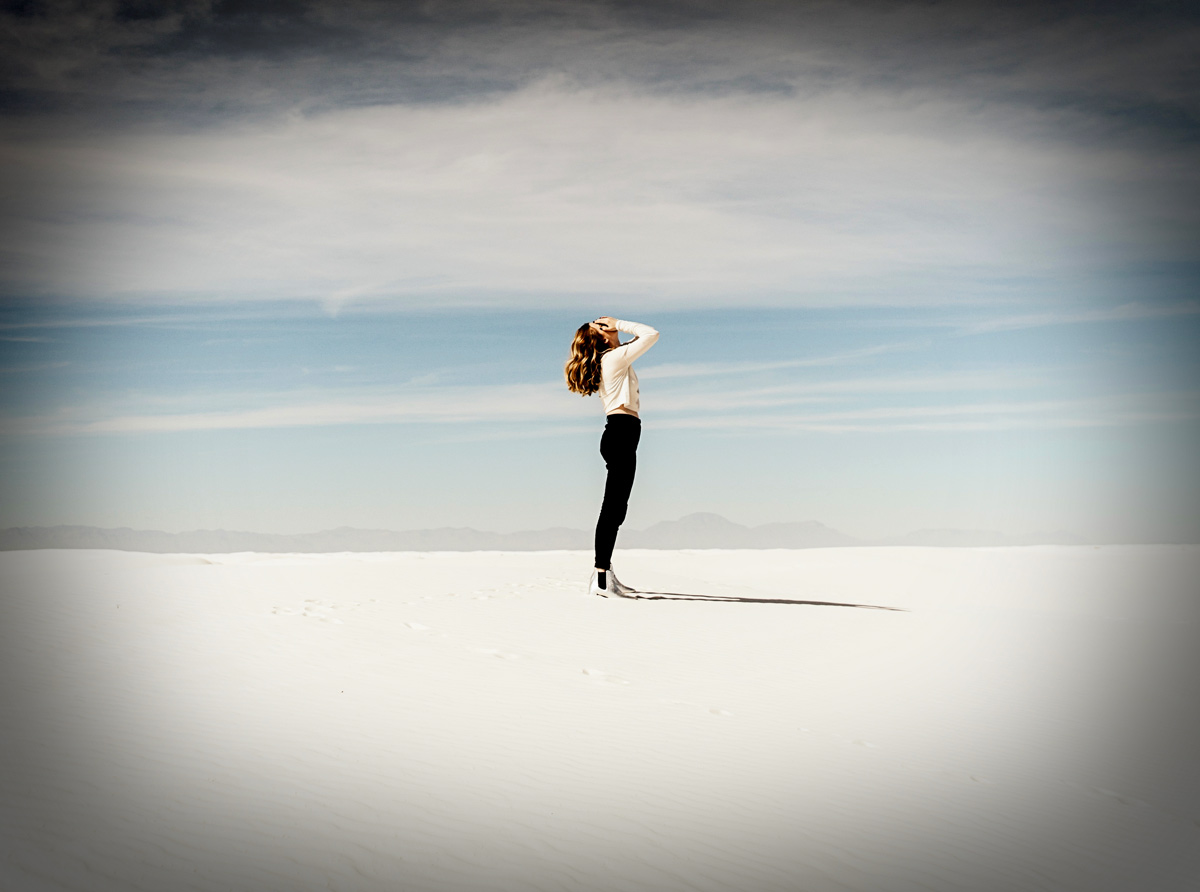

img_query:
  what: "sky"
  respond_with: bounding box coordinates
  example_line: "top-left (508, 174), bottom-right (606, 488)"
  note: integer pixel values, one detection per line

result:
top-left (0, 0), bottom-right (1197, 541)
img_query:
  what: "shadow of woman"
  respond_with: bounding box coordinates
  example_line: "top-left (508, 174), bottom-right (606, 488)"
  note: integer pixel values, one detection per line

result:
top-left (618, 590), bottom-right (907, 610)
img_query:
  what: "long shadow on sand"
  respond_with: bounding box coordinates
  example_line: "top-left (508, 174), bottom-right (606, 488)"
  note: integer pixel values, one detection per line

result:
top-left (621, 590), bottom-right (907, 611)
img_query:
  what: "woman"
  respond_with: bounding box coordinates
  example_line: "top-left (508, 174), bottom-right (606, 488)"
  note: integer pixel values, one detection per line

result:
top-left (564, 316), bottom-right (660, 597)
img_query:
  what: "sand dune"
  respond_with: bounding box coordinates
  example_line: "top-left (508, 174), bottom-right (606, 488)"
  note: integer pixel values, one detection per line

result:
top-left (2, 547), bottom-right (1197, 892)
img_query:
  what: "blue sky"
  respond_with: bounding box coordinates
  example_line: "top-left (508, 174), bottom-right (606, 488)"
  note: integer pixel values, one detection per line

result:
top-left (1, 1), bottom-right (1197, 540)
top-left (3, 299), bottom-right (1197, 540)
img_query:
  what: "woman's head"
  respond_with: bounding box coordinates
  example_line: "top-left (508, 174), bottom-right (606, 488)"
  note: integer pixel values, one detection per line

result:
top-left (589, 318), bottom-right (621, 349)
top-left (564, 322), bottom-right (611, 396)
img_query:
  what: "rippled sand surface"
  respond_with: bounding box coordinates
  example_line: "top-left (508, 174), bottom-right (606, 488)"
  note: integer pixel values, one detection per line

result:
top-left (2, 547), bottom-right (1197, 892)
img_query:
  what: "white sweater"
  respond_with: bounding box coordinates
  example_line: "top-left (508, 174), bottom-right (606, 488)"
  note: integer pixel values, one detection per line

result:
top-left (598, 320), bottom-right (659, 415)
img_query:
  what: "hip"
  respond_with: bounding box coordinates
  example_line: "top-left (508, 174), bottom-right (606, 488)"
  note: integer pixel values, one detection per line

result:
top-left (600, 413), bottom-right (642, 453)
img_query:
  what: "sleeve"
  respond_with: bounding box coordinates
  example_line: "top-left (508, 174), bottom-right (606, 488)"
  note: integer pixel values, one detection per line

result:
top-left (605, 320), bottom-right (660, 368)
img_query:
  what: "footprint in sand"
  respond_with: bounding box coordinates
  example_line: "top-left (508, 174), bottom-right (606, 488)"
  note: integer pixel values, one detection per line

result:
top-left (405, 621), bottom-right (431, 631)
top-left (659, 699), bottom-right (731, 716)
top-left (582, 668), bottom-right (629, 685)
top-left (1092, 786), bottom-right (1146, 808)
top-left (271, 598), bottom-right (357, 623)
top-left (474, 648), bottom-right (520, 660)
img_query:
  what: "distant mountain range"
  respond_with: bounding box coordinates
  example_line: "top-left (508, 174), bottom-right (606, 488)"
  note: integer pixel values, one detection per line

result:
top-left (0, 513), bottom-right (1095, 553)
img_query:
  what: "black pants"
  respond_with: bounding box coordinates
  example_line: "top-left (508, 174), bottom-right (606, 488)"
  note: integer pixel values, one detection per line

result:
top-left (594, 413), bottom-right (641, 570)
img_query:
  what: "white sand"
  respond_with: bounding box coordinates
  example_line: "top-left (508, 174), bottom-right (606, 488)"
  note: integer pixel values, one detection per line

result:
top-left (2, 546), bottom-right (1197, 892)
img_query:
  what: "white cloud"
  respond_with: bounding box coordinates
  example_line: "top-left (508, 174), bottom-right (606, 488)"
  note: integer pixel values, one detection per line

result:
top-left (4, 75), bottom-right (1177, 309)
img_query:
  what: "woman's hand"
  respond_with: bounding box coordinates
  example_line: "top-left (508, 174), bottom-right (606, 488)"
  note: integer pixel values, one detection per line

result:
top-left (593, 316), bottom-right (617, 331)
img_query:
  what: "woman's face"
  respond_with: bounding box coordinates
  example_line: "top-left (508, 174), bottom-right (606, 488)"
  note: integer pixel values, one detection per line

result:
top-left (589, 321), bottom-right (620, 348)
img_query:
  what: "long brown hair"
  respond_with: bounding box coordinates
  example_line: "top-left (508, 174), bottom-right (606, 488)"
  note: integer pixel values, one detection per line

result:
top-left (564, 323), bottom-right (610, 396)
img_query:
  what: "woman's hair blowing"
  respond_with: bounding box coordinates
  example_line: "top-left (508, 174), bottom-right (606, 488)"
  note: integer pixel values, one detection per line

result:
top-left (564, 323), bottom-right (610, 396)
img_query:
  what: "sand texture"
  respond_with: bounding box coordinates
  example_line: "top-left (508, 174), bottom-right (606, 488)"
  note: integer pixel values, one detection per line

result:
top-left (2, 546), bottom-right (1198, 892)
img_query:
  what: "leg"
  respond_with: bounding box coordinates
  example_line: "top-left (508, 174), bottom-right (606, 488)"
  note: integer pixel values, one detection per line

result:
top-left (594, 453), bottom-right (635, 570)
top-left (593, 420), bottom-right (640, 571)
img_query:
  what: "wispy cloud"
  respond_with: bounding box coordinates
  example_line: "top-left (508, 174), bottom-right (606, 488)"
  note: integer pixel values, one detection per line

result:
top-left (0, 361), bottom-right (70, 374)
top-left (639, 341), bottom-right (927, 380)
top-left (0, 312), bottom-right (264, 331)
top-left (650, 370), bottom-right (1050, 414)
top-left (0, 381), bottom-right (590, 437)
top-left (954, 302), bottom-right (1200, 335)
top-left (0, 369), bottom-right (1065, 436)
top-left (655, 393), bottom-right (1200, 434)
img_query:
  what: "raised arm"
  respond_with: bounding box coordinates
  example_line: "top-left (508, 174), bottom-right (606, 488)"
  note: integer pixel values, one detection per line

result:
top-left (606, 319), bottom-right (659, 366)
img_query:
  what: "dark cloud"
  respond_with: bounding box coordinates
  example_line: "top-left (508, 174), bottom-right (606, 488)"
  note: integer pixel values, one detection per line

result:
top-left (0, 0), bottom-right (1196, 144)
